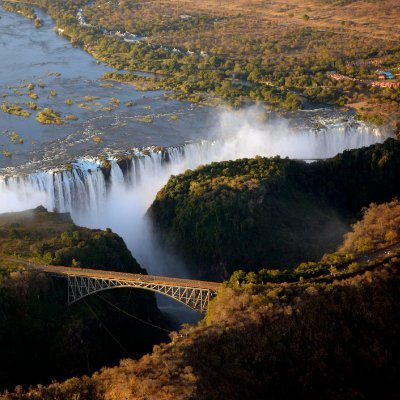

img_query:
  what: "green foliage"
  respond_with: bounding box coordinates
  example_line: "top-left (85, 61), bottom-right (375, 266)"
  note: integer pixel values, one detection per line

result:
top-left (2, 1), bottom-right (37, 20)
top-left (1, 150), bottom-right (12, 158)
top-left (1, 102), bottom-right (30, 117)
top-left (26, 101), bottom-right (38, 110)
top-left (36, 108), bottom-right (63, 125)
top-left (339, 199), bottom-right (400, 255)
top-left (0, 207), bottom-right (167, 390)
top-left (34, 18), bottom-right (43, 28)
top-left (4, 0), bottom-right (400, 119)
top-left (6, 259), bottom-right (400, 399)
top-left (294, 261), bottom-right (330, 277)
top-left (24, 0), bottom-right (400, 118)
top-left (149, 139), bottom-right (400, 278)
top-left (2, 1), bottom-right (43, 28)
top-left (0, 206), bottom-right (144, 272)
top-left (27, 92), bottom-right (38, 100)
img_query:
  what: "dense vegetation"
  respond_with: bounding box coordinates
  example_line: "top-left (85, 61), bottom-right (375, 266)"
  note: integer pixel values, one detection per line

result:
top-left (2, 202), bottom-right (399, 399)
top-left (36, 108), bottom-right (63, 125)
top-left (1, 102), bottom-right (30, 118)
top-left (339, 199), bottom-right (400, 255)
top-left (149, 139), bottom-right (400, 278)
top-left (0, 207), bottom-right (169, 391)
top-left (227, 199), bottom-right (400, 286)
top-left (0, 1), bottom-right (399, 396)
top-left (7, 0), bottom-right (400, 125)
top-left (1, 1), bottom-right (43, 27)
top-left (0, 206), bottom-right (143, 271)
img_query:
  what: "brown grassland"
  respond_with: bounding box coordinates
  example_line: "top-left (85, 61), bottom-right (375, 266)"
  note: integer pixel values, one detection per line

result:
top-left (91, 0), bottom-right (400, 48)
top-left (83, 0), bottom-right (400, 124)
top-left (8, 0), bottom-right (400, 123)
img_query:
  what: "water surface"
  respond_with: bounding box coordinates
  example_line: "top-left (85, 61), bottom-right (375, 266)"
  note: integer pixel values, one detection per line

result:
top-left (0, 6), bottom-right (214, 171)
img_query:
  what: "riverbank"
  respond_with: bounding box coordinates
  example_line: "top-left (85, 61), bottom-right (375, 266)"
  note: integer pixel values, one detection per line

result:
top-left (8, 0), bottom-right (400, 128)
top-left (0, 1), bottom-right (396, 176)
top-left (0, 4), bottom-right (217, 171)
top-left (1, 1), bottom-right (43, 26)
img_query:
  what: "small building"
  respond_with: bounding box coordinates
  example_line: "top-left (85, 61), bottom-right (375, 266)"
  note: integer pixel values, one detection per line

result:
top-left (377, 71), bottom-right (395, 80)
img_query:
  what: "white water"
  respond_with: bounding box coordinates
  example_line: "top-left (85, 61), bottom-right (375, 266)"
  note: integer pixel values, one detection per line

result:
top-left (0, 111), bottom-right (388, 276)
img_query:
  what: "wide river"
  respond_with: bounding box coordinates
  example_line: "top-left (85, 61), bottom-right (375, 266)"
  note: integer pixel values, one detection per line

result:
top-left (0, 4), bottom-right (388, 175)
top-left (0, 5), bottom-right (216, 172)
top-left (0, 3), bottom-right (392, 323)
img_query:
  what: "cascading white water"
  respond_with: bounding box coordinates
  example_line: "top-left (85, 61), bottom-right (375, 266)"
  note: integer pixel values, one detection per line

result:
top-left (0, 115), bottom-right (389, 276)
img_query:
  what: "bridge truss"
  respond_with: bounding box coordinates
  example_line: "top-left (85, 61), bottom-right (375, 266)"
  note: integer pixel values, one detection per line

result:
top-left (67, 275), bottom-right (215, 313)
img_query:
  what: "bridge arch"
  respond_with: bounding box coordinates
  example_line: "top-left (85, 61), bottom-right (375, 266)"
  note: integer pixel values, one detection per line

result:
top-left (67, 275), bottom-right (215, 313)
top-left (0, 257), bottom-right (219, 314)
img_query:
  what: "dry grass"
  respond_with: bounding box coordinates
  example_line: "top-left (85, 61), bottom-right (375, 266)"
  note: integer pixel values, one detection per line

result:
top-left (84, 0), bottom-right (400, 83)
top-left (93, 0), bottom-right (400, 46)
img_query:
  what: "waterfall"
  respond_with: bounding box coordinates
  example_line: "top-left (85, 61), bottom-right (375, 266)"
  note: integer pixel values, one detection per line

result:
top-left (0, 121), bottom-right (389, 276)
top-left (0, 123), bottom-right (387, 218)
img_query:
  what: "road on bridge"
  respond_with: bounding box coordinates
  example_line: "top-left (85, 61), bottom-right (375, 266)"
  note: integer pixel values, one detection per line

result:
top-left (0, 256), bottom-right (221, 291)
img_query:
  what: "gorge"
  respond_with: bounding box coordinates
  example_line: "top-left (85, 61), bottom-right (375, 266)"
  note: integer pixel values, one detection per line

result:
top-left (0, 117), bottom-right (388, 277)
top-left (0, 1), bottom-right (399, 398)
top-left (0, 0), bottom-right (393, 321)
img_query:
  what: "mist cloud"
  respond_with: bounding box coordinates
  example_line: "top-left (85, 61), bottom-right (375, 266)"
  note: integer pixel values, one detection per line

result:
top-left (0, 107), bottom-right (388, 278)
top-left (0, 185), bottom-right (46, 213)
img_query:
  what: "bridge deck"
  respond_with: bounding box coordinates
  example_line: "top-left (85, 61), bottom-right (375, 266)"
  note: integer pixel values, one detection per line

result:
top-left (0, 257), bottom-right (221, 291)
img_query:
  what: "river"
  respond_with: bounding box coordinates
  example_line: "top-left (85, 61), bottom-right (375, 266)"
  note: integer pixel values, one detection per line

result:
top-left (0, 4), bottom-right (392, 324)
top-left (0, 5), bottom-right (215, 173)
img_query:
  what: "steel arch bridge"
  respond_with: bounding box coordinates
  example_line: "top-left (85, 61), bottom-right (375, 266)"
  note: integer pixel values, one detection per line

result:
top-left (67, 274), bottom-right (217, 313)
top-left (1, 258), bottom-right (220, 313)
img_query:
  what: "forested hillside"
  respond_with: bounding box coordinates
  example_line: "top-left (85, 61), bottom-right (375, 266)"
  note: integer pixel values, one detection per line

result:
top-left (0, 208), bottom-right (168, 391)
top-left (3, 199), bottom-right (400, 399)
top-left (0, 0), bottom-right (399, 398)
top-left (149, 138), bottom-right (400, 278)
top-left (0, 206), bottom-right (144, 271)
